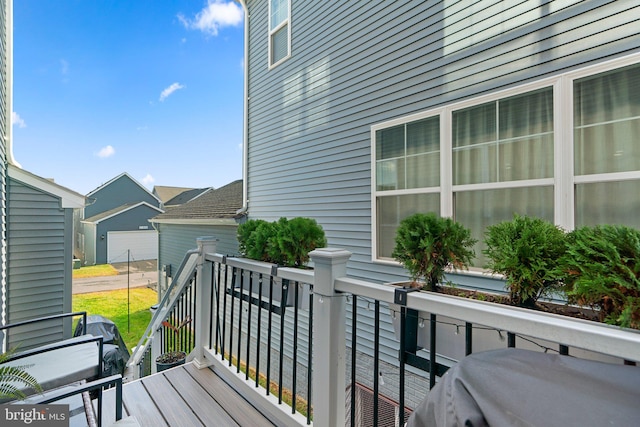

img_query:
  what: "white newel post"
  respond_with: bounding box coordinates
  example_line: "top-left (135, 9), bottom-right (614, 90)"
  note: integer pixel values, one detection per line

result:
top-left (310, 248), bottom-right (352, 427)
top-left (192, 236), bottom-right (218, 369)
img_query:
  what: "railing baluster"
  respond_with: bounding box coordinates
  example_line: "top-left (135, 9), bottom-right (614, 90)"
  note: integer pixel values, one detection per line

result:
top-left (237, 269), bottom-right (244, 374)
top-left (292, 282), bottom-right (299, 414)
top-left (351, 295), bottom-right (357, 427)
top-left (221, 264), bottom-right (230, 361)
top-left (429, 313), bottom-right (437, 389)
top-left (399, 306), bottom-right (406, 426)
top-left (256, 273), bottom-right (263, 388)
top-left (559, 344), bottom-right (569, 355)
top-left (373, 300), bottom-right (380, 427)
top-left (465, 322), bottom-right (473, 356)
top-left (508, 332), bottom-right (516, 348)
top-left (307, 285), bottom-right (313, 425)
top-left (246, 271), bottom-right (253, 381)
top-left (278, 279), bottom-right (287, 404)
top-left (266, 274), bottom-right (274, 397)
top-left (228, 267), bottom-right (236, 367)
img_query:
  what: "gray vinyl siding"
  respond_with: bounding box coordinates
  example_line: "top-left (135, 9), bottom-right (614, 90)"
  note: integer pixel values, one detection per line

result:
top-left (93, 204), bottom-right (161, 265)
top-left (6, 179), bottom-right (72, 350)
top-left (246, 0), bottom-right (640, 282)
top-left (85, 175), bottom-right (160, 219)
top-left (244, 0), bottom-right (640, 401)
top-left (156, 223), bottom-right (239, 300)
top-left (157, 223), bottom-right (239, 278)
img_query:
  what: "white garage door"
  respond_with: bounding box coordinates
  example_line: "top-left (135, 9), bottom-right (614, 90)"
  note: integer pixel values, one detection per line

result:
top-left (107, 231), bottom-right (158, 263)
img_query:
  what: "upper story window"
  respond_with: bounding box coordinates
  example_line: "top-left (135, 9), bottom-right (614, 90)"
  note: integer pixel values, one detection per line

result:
top-left (269, 0), bottom-right (291, 68)
top-left (371, 54), bottom-right (640, 268)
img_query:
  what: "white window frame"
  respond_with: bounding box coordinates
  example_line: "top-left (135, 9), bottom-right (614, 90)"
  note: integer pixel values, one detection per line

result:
top-left (268, 0), bottom-right (291, 69)
top-left (371, 51), bottom-right (640, 266)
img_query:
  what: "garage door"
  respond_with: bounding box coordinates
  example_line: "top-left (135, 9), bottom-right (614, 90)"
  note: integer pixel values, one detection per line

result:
top-left (107, 230), bottom-right (158, 263)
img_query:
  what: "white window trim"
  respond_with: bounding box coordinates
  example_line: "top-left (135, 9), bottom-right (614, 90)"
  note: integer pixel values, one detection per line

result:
top-left (371, 51), bottom-right (640, 264)
top-left (268, 0), bottom-right (292, 69)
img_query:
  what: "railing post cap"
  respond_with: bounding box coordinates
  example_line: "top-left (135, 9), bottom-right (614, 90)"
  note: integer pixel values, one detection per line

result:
top-left (309, 247), bottom-right (352, 263)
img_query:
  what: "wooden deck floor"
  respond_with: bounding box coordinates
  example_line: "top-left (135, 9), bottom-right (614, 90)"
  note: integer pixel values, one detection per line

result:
top-left (99, 362), bottom-right (277, 427)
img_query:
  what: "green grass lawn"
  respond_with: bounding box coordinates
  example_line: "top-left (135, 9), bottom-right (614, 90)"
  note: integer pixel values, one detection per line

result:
top-left (72, 288), bottom-right (158, 351)
top-left (72, 264), bottom-right (119, 279)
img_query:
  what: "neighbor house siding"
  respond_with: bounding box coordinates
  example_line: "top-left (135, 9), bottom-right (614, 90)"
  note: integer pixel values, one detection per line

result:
top-left (93, 205), bottom-right (160, 265)
top-left (243, 0), bottom-right (640, 400)
top-left (157, 223), bottom-right (239, 297)
top-left (6, 179), bottom-right (71, 349)
top-left (85, 174), bottom-right (160, 219)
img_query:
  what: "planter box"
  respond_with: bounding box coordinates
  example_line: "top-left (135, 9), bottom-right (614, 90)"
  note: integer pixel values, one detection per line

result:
top-left (228, 261), bottom-right (311, 310)
top-left (388, 284), bottom-right (622, 364)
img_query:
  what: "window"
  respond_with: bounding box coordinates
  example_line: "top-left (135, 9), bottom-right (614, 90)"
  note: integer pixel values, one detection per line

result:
top-left (372, 55), bottom-right (640, 267)
top-left (269, 0), bottom-right (291, 67)
top-left (573, 63), bottom-right (640, 229)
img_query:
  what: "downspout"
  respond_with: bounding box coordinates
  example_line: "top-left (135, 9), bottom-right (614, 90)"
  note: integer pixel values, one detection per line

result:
top-left (236, 0), bottom-right (249, 217)
top-left (6, 0), bottom-right (20, 169)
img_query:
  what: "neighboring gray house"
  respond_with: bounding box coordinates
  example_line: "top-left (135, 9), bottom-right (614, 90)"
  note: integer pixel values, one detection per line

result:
top-left (237, 0), bottom-right (640, 407)
top-left (1, 0), bottom-right (86, 350)
top-left (149, 179), bottom-right (243, 299)
top-left (80, 172), bottom-right (163, 265)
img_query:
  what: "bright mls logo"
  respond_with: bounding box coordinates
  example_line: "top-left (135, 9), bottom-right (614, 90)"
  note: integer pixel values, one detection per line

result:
top-left (2, 405), bottom-right (68, 427)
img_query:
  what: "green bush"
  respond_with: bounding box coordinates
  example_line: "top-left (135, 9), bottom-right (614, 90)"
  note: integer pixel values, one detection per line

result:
top-left (483, 215), bottom-right (567, 307)
top-left (237, 217), bottom-right (327, 267)
top-left (392, 213), bottom-right (476, 291)
top-left (562, 224), bottom-right (640, 329)
top-left (276, 217), bottom-right (327, 267)
top-left (237, 219), bottom-right (268, 257)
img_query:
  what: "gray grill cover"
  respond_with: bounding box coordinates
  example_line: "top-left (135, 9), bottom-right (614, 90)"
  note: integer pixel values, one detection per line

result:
top-left (407, 348), bottom-right (640, 427)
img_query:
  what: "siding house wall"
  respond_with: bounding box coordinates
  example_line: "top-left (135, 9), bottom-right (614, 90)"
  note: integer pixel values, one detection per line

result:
top-left (243, 0), bottom-right (640, 404)
top-left (156, 223), bottom-right (239, 297)
top-left (6, 179), bottom-right (73, 349)
top-left (85, 173), bottom-right (160, 218)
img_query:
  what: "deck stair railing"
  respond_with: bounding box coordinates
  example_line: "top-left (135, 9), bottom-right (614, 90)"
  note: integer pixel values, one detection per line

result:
top-left (128, 248), bottom-right (199, 379)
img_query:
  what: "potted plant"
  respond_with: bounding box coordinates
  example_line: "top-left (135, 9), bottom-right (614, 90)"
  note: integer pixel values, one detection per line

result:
top-left (561, 224), bottom-right (640, 329)
top-left (389, 213), bottom-right (476, 348)
top-left (392, 213), bottom-right (476, 291)
top-left (236, 217), bottom-right (326, 308)
top-left (483, 214), bottom-right (567, 308)
top-left (156, 316), bottom-right (192, 372)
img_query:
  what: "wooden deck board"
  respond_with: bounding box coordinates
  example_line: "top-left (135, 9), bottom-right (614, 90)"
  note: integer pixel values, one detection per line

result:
top-left (109, 362), bottom-right (277, 427)
top-left (163, 366), bottom-right (240, 427)
top-left (96, 388), bottom-right (129, 427)
top-left (121, 381), bottom-right (169, 427)
top-left (140, 371), bottom-right (204, 427)
top-left (183, 363), bottom-right (277, 427)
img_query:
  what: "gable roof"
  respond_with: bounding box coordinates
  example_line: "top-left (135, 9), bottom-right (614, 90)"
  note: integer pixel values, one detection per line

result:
top-left (150, 180), bottom-right (243, 225)
top-left (82, 201), bottom-right (164, 224)
top-left (8, 165), bottom-right (85, 209)
top-left (165, 187), bottom-right (212, 207)
top-left (153, 186), bottom-right (196, 203)
top-left (87, 172), bottom-right (160, 203)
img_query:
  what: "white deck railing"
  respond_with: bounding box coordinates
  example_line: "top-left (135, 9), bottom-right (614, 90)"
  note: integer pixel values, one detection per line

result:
top-left (165, 240), bottom-right (640, 427)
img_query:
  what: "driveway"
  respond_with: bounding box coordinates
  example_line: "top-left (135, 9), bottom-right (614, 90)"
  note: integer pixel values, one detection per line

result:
top-left (73, 260), bottom-right (158, 294)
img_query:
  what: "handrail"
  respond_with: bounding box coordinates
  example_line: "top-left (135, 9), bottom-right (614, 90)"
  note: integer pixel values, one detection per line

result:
top-left (128, 250), bottom-right (199, 369)
top-left (335, 276), bottom-right (640, 362)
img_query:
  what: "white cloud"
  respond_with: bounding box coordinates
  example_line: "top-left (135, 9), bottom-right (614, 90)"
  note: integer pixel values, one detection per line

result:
top-left (159, 82), bottom-right (185, 102)
top-left (11, 112), bottom-right (26, 128)
top-left (178, 0), bottom-right (243, 36)
top-left (141, 174), bottom-right (155, 187)
top-left (96, 145), bottom-right (115, 158)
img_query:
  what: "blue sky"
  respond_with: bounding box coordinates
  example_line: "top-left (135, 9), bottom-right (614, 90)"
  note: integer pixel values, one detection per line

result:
top-left (12, 0), bottom-right (245, 195)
